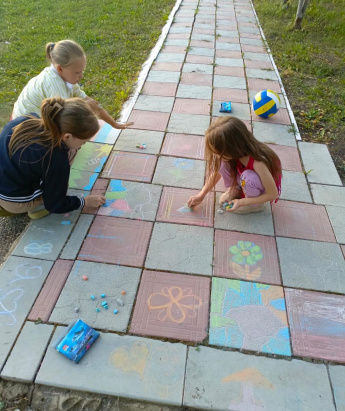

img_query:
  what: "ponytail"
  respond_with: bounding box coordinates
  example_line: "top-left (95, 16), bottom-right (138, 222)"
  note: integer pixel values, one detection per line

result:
top-left (45, 40), bottom-right (85, 67)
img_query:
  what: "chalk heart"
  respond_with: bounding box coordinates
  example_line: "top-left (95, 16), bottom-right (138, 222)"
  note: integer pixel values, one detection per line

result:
top-left (109, 341), bottom-right (150, 378)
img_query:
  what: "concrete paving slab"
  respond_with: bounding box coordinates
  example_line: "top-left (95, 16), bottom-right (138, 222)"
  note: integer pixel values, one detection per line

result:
top-left (176, 84), bottom-right (212, 100)
top-left (189, 47), bottom-right (215, 57)
top-left (145, 222), bottom-right (213, 276)
top-left (213, 87), bottom-right (247, 104)
top-left (182, 63), bottom-right (213, 74)
top-left (214, 194), bottom-right (274, 236)
top-left (114, 129), bottom-right (164, 155)
top-left (164, 39), bottom-right (189, 46)
top-left (244, 51), bottom-right (270, 61)
top-left (215, 57), bottom-right (244, 67)
top-left (245, 58), bottom-right (273, 69)
top-left (172, 98), bottom-right (211, 115)
top-left (133, 95), bottom-right (175, 112)
top-left (326, 206), bottom-right (345, 243)
top-left (272, 200), bottom-right (336, 243)
top-left (184, 346), bottom-right (334, 411)
top-left (161, 132), bottom-right (205, 160)
top-left (12, 211), bottom-right (80, 261)
top-left (268, 144), bottom-right (302, 172)
top-left (101, 151), bottom-right (157, 182)
top-left (285, 288), bottom-right (345, 363)
top-left (0, 256), bottom-right (53, 369)
top-left (36, 331), bottom-right (187, 406)
top-left (78, 216), bottom-right (152, 267)
top-left (329, 366), bottom-right (345, 410)
top-left (216, 42), bottom-right (241, 51)
top-left (167, 113), bottom-right (210, 135)
top-left (127, 110), bottom-right (170, 131)
top-left (28, 260), bottom-right (73, 321)
top-left (156, 187), bottom-right (214, 227)
top-left (214, 65), bottom-right (245, 77)
top-left (217, 36), bottom-right (240, 45)
top-left (280, 171), bottom-right (312, 203)
top-left (190, 40), bottom-right (215, 49)
top-left (142, 81), bottom-right (178, 97)
top-left (186, 54), bottom-right (214, 64)
top-left (210, 277), bottom-right (291, 355)
top-left (81, 178), bottom-right (108, 214)
top-left (155, 52), bottom-right (186, 62)
top-left (152, 156), bottom-right (206, 189)
top-left (130, 270), bottom-right (210, 342)
top-left (191, 33), bottom-right (215, 42)
top-left (71, 142), bottom-right (112, 173)
top-left (252, 122), bottom-right (296, 147)
top-left (151, 62), bottom-right (183, 72)
top-left (50, 261), bottom-right (141, 332)
top-left (60, 215), bottom-right (94, 260)
top-left (91, 121), bottom-right (121, 145)
top-left (180, 72), bottom-right (213, 86)
top-left (311, 184), bottom-right (345, 207)
top-left (69, 169), bottom-right (98, 190)
top-left (213, 231), bottom-right (281, 285)
top-left (253, 107), bottom-right (291, 125)
top-left (240, 37), bottom-right (263, 45)
top-left (146, 70), bottom-right (181, 83)
top-left (246, 68), bottom-right (278, 81)
top-left (299, 142), bottom-right (342, 186)
top-left (342, 245), bottom-right (345, 258)
top-left (277, 237), bottom-right (345, 294)
top-left (217, 30), bottom-right (238, 37)
top-left (98, 180), bottom-right (162, 221)
top-left (213, 75), bottom-right (246, 89)
top-left (1, 322), bottom-right (53, 383)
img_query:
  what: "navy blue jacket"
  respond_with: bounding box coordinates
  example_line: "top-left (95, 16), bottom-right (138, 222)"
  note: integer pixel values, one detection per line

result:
top-left (0, 115), bottom-right (84, 213)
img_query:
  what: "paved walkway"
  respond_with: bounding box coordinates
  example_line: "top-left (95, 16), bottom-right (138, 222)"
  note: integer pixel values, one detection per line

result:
top-left (1, 0), bottom-right (345, 410)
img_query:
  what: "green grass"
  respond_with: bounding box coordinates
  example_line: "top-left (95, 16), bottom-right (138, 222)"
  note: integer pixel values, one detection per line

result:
top-left (0, 0), bottom-right (176, 129)
top-left (253, 0), bottom-right (345, 180)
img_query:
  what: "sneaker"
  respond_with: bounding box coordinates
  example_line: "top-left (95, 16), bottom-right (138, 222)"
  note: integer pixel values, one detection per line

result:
top-left (219, 188), bottom-right (242, 205)
top-left (28, 208), bottom-right (50, 220)
top-left (232, 203), bottom-right (265, 215)
top-left (0, 206), bottom-right (14, 217)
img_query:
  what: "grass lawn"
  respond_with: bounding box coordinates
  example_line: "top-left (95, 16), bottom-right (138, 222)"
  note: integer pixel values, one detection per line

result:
top-left (0, 0), bottom-right (176, 129)
top-left (253, 0), bottom-right (345, 182)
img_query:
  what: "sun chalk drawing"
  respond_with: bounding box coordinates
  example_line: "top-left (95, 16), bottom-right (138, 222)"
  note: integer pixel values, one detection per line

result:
top-left (0, 288), bottom-right (24, 326)
top-left (24, 243), bottom-right (53, 256)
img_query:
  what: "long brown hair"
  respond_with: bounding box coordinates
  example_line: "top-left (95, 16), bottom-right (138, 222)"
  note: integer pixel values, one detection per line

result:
top-left (9, 97), bottom-right (99, 159)
top-left (205, 116), bottom-right (282, 189)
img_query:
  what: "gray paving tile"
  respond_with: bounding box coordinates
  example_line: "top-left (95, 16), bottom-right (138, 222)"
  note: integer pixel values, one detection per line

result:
top-left (155, 53), bottom-right (185, 63)
top-left (191, 33), bottom-right (215, 42)
top-left (217, 30), bottom-right (238, 37)
top-left (36, 330), bottom-right (186, 406)
top-left (244, 51), bottom-right (271, 61)
top-left (145, 223), bottom-right (213, 275)
top-left (189, 47), bottom-right (215, 57)
top-left (184, 346), bottom-right (334, 411)
top-left (214, 194), bottom-right (274, 235)
top-left (311, 184), bottom-right (345, 207)
top-left (237, 17), bottom-right (257, 23)
top-left (50, 261), bottom-right (141, 332)
top-left (280, 171), bottom-right (312, 203)
top-left (213, 75), bottom-right (246, 89)
top-left (60, 214), bottom-right (94, 260)
top-left (215, 57), bottom-right (244, 67)
top-left (146, 70), bottom-right (181, 83)
top-left (216, 42), bottom-right (241, 51)
top-left (114, 129), bottom-right (165, 155)
top-left (240, 37), bottom-right (263, 45)
top-left (329, 365), bottom-right (345, 411)
top-left (277, 237), bottom-right (345, 294)
top-left (168, 113), bottom-right (210, 135)
top-left (252, 122), bottom-right (296, 147)
top-left (1, 322), bottom-right (53, 383)
top-left (239, 26), bottom-right (260, 35)
top-left (326, 206), bottom-right (345, 243)
top-left (12, 211), bottom-right (80, 261)
top-left (212, 101), bottom-right (251, 120)
top-left (0, 256), bottom-right (53, 369)
top-left (299, 142), bottom-right (342, 186)
top-left (133, 95), bottom-right (175, 112)
top-left (246, 68), bottom-right (278, 81)
top-left (169, 26), bottom-right (192, 34)
top-left (152, 156), bottom-right (205, 189)
top-left (182, 63), bottom-right (213, 74)
top-left (164, 38), bottom-right (189, 46)
top-left (176, 84), bottom-right (212, 100)
top-left (194, 23), bottom-right (214, 30)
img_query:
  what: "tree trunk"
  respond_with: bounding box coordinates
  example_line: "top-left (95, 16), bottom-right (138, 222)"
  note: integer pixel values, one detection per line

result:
top-left (294, 0), bottom-right (311, 29)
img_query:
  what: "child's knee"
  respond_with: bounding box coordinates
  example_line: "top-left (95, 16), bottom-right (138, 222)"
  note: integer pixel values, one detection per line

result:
top-left (240, 170), bottom-right (265, 197)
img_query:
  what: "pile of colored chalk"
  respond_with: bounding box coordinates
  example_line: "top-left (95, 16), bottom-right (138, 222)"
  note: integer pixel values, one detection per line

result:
top-left (222, 201), bottom-right (233, 210)
top-left (88, 292), bottom-right (126, 313)
top-left (136, 143), bottom-right (146, 149)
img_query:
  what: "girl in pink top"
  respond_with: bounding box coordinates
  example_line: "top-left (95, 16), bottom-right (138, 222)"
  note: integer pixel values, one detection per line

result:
top-left (188, 116), bottom-right (282, 214)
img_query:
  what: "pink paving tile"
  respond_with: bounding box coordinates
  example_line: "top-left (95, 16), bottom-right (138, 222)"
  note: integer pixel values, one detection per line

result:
top-left (102, 151), bottom-right (157, 182)
top-left (213, 88), bottom-right (248, 103)
top-left (180, 72), bottom-right (213, 87)
top-left (238, 22), bottom-right (258, 28)
top-left (217, 25), bottom-right (237, 31)
top-left (28, 260), bottom-right (73, 321)
top-left (151, 62), bottom-right (183, 71)
top-left (252, 108), bottom-right (291, 125)
top-left (272, 200), bottom-right (336, 243)
top-left (130, 270), bottom-right (210, 342)
top-left (163, 45), bottom-right (186, 53)
top-left (213, 231), bottom-right (281, 285)
top-left (242, 44), bottom-right (265, 53)
top-left (78, 216), bottom-right (153, 266)
top-left (172, 98), bottom-right (211, 115)
top-left (128, 110), bottom-right (170, 132)
top-left (186, 55), bottom-right (214, 65)
top-left (82, 178), bottom-right (109, 214)
top-left (161, 133), bottom-right (205, 160)
top-left (142, 81), bottom-right (178, 97)
top-left (248, 78), bottom-right (281, 94)
top-left (241, 33), bottom-right (261, 39)
top-left (193, 28), bottom-right (215, 35)
top-left (214, 66), bottom-right (245, 77)
top-left (190, 40), bottom-right (214, 49)
top-left (215, 177), bottom-right (227, 192)
top-left (285, 288), bottom-right (345, 363)
top-left (212, 117), bottom-right (252, 132)
top-left (268, 144), bottom-right (302, 172)
top-left (217, 36), bottom-right (240, 44)
top-left (244, 59), bottom-right (273, 70)
top-left (166, 33), bottom-right (190, 39)
top-left (156, 187), bottom-right (214, 227)
top-left (215, 49), bottom-right (242, 59)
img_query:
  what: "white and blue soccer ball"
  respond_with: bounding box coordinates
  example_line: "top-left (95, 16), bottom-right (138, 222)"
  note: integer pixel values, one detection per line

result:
top-left (252, 89), bottom-right (281, 118)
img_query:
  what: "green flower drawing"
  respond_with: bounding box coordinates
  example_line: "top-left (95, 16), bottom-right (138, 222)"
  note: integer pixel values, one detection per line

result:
top-left (229, 241), bottom-right (263, 266)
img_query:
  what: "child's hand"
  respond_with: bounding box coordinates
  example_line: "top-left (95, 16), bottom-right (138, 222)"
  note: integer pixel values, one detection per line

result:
top-left (226, 199), bottom-right (241, 212)
top-left (115, 121), bottom-right (134, 129)
top-left (84, 195), bottom-right (106, 208)
top-left (187, 193), bottom-right (205, 208)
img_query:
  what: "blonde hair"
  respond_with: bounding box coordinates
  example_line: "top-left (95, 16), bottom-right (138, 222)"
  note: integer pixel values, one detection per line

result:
top-left (45, 40), bottom-right (85, 67)
top-left (9, 97), bottom-right (99, 159)
top-left (205, 116), bottom-right (282, 189)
